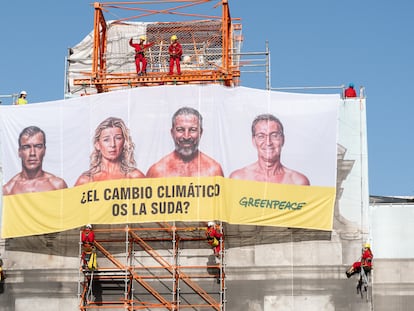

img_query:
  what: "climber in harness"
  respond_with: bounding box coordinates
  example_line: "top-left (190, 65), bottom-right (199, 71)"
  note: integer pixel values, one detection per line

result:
top-left (346, 242), bottom-right (373, 298)
top-left (206, 221), bottom-right (223, 257)
top-left (346, 243), bottom-right (373, 278)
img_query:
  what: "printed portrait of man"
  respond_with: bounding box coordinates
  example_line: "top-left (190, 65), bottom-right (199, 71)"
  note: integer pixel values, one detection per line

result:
top-left (229, 114), bottom-right (310, 185)
top-left (146, 107), bottom-right (223, 177)
top-left (3, 126), bottom-right (68, 195)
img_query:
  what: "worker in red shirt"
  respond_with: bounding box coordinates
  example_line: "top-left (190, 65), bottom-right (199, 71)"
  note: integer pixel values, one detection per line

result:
top-left (81, 224), bottom-right (95, 246)
top-left (206, 221), bottom-right (223, 257)
top-left (346, 243), bottom-right (373, 278)
top-left (129, 36), bottom-right (155, 75)
top-left (168, 35), bottom-right (183, 75)
top-left (344, 83), bottom-right (357, 98)
top-left (81, 224), bottom-right (97, 270)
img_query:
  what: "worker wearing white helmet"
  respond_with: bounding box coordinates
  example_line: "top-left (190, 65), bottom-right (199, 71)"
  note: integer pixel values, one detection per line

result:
top-left (206, 221), bottom-right (223, 257)
top-left (81, 224), bottom-right (97, 270)
top-left (207, 221), bottom-right (215, 227)
top-left (15, 90), bottom-right (28, 105)
top-left (168, 34), bottom-right (182, 75)
top-left (81, 224), bottom-right (95, 246)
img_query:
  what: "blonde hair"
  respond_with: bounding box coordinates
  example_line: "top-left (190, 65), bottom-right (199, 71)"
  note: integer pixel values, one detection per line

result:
top-left (87, 117), bottom-right (137, 175)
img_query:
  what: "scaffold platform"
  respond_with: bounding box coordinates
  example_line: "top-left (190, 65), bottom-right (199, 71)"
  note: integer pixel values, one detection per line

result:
top-left (79, 223), bottom-right (226, 310)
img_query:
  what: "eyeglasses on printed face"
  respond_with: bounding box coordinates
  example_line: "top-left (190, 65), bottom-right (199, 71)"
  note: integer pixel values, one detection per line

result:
top-left (254, 131), bottom-right (283, 142)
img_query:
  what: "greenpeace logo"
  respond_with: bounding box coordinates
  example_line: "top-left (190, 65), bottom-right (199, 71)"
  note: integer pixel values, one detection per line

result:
top-left (239, 197), bottom-right (306, 211)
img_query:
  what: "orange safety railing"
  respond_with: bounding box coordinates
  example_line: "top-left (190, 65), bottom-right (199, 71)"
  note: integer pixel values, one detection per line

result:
top-left (70, 0), bottom-right (242, 95)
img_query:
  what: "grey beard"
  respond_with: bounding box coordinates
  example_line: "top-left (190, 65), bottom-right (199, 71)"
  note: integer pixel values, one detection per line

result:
top-left (175, 144), bottom-right (199, 162)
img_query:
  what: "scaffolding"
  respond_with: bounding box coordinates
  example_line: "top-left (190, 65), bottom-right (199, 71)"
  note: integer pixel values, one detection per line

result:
top-left (78, 222), bottom-right (226, 310)
top-left (66, 0), bottom-right (244, 96)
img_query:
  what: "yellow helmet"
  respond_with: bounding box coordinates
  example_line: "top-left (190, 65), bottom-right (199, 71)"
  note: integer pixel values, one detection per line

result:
top-left (139, 35), bottom-right (146, 41)
top-left (364, 243), bottom-right (370, 248)
top-left (171, 35), bottom-right (178, 41)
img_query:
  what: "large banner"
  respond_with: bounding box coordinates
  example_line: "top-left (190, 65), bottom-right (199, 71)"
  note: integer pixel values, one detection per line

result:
top-left (0, 85), bottom-right (338, 238)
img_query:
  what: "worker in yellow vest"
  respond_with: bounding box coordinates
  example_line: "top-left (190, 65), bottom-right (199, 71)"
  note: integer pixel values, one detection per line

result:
top-left (15, 90), bottom-right (28, 105)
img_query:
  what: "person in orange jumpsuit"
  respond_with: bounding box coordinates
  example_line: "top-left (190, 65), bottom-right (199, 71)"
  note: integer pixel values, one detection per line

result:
top-left (346, 243), bottom-right (373, 278)
top-left (129, 36), bottom-right (155, 75)
top-left (206, 221), bottom-right (223, 257)
top-left (168, 35), bottom-right (183, 75)
top-left (344, 83), bottom-right (357, 98)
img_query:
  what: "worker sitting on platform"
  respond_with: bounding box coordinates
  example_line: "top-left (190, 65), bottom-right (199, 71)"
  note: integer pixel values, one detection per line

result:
top-left (206, 221), bottom-right (223, 257)
top-left (168, 35), bottom-right (183, 75)
top-left (346, 243), bottom-right (373, 278)
top-left (129, 35), bottom-right (155, 76)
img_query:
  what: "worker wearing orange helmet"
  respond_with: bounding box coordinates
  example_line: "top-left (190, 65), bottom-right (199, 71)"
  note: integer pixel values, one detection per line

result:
top-left (129, 35), bottom-right (155, 75)
top-left (168, 35), bottom-right (183, 75)
top-left (346, 242), bottom-right (373, 278)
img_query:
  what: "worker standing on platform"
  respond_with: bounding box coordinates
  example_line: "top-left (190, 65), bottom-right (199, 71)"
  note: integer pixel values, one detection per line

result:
top-left (344, 83), bottom-right (357, 98)
top-left (15, 90), bottom-right (28, 105)
top-left (81, 224), bottom-right (95, 246)
top-left (129, 36), bottom-right (155, 76)
top-left (206, 221), bottom-right (223, 257)
top-left (168, 35), bottom-right (182, 75)
top-left (81, 224), bottom-right (97, 270)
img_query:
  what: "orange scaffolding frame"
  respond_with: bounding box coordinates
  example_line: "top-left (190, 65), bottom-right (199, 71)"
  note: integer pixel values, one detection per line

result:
top-left (74, 3), bottom-right (231, 309)
top-left (72, 0), bottom-right (242, 93)
top-left (79, 222), bottom-right (226, 310)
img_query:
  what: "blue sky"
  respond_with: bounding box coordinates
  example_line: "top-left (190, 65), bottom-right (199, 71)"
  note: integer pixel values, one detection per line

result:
top-left (0, 1), bottom-right (413, 196)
